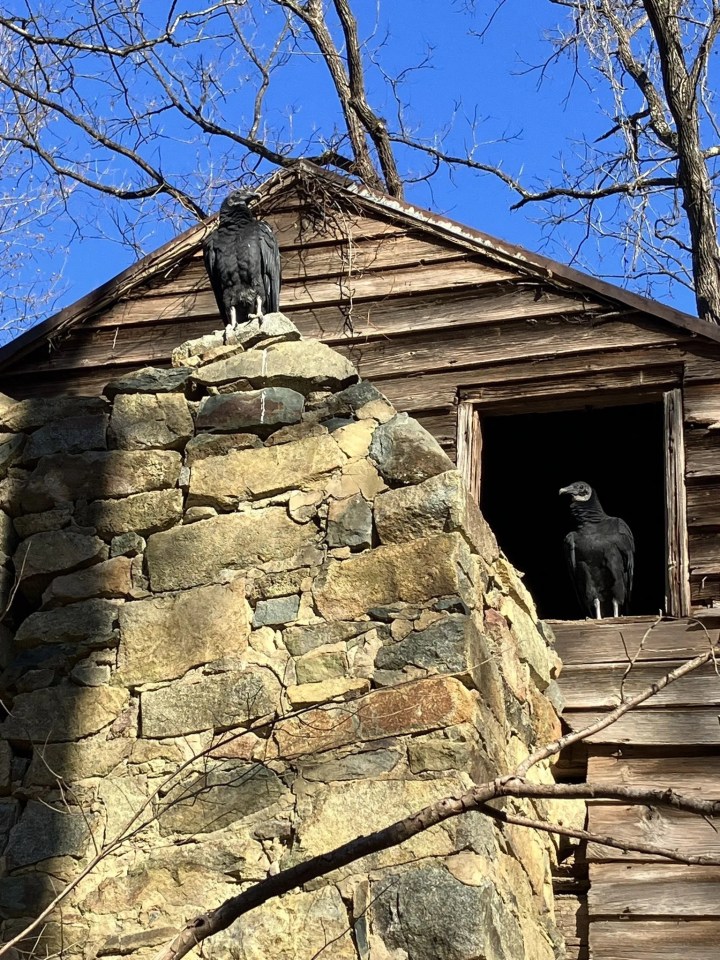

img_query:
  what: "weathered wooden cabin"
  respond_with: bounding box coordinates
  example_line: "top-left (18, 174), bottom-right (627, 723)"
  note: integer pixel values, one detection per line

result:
top-left (2, 163), bottom-right (720, 957)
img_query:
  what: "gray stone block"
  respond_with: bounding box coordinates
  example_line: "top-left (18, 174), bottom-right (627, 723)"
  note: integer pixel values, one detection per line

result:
top-left (369, 413), bottom-right (454, 485)
top-left (141, 668), bottom-right (280, 737)
top-left (22, 415), bottom-right (108, 462)
top-left (196, 387), bottom-right (304, 434)
top-left (103, 366), bottom-right (193, 398)
top-left (4, 800), bottom-right (93, 869)
top-left (326, 493), bottom-right (372, 549)
top-left (157, 759), bottom-right (287, 835)
top-left (253, 595), bottom-right (300, 627)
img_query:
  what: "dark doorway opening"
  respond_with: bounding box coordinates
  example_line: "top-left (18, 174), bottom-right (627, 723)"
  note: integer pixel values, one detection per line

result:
top-left (479, 402), bottom-right (666, 620)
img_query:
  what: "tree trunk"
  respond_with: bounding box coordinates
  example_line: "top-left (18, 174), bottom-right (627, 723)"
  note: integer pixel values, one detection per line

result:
top-left (643, 0), bottom-right (720, 323)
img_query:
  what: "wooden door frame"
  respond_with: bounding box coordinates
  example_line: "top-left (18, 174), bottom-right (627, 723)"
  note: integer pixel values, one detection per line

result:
top-left (664, 387), bottom-right (691, 617)
top-left (456, 384), bottom-right (691, 617)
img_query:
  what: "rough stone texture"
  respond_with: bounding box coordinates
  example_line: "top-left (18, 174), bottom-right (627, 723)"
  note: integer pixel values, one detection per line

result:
top-left (206, 886), bottom-right (355, 960)
top-left (0, 396), bottom-right (108, 432)
top-left (370, 412), bottom-right (454, 484)
top-left (13, 507), bottom-right (72, 539)
top-left (326, 493), bottom-right (373, 549)
top-left (376, 613), bottom-right (482, 680)
top-left (118, 580), bottom-right (250, 685)
top-left (286, 677), bottom-right (370, 708)
top-left (305, 380), bottom-right (386, 423)
top-left (0, 509), bottom-right (14, 563)
top-left (42, 556), bottom-right (134, 607)
top-left (76, 489), bottom-right (184, 539)
top-left (4, 800), bottom-right (93, 869)
top-left (15, 599), bottom-right (118, 650)
top-left (147, 509), bottom-right (317, 591)
top-left (375, 469), bottom-right (499, 559)
top-left (21, 450), bottom-right (182, 511)
top-left (283, 621), bottom-right (372, 657)
top-left (196, 388), bottom-right (304, 434)
top-left (110, 393), bottom-right (194, 450)
top-left (314, 533), bottom-right (473, 619)
top-left (22, 415), bottom-right (109, 462)
top-left (157, 760), bottom-right (288, 835)
top-left (371, 863), bottom-right (522, 960)
top-left (14, 530), bottom-right (109, 599)
top-left (193, 340), bottom-right (358, 393)
top-left (0, 326), bottom-right (562, 960)
top-left (104, 366), bottom-right (193, 398)
top-left (141, 668), bottom-right (281, 737)
top-left (1, 685), bottom-right (128, 744)
top-left (188, 434), bottom-right (345, 508)
top-left (185, 432), bottom-right (262, 464)
top-left (0, 433), bottom-right (25, 479)
top-left (252, 595), bottom-right (300, 627)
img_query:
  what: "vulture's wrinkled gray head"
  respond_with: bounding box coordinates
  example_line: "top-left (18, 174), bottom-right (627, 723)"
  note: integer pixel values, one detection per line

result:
top-left (559, 481), bottom-right (594, 502)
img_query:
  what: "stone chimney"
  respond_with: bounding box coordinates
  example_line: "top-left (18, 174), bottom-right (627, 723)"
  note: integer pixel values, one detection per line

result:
top-left (0, 316), bottom-right (565, 960)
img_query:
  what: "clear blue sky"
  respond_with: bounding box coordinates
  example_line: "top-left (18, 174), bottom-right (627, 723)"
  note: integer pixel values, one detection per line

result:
top-left (2, 0), bottom-right (698, 341)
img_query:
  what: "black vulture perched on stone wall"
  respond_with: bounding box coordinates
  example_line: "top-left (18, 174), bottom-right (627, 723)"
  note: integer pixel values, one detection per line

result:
top-left (203, 187), bottom-right (281, 331)
top-left (559, 481), bottom-right (635, 619)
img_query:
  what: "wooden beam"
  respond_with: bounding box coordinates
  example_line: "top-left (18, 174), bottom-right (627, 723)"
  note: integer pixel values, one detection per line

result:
top-left (590, 920), bottom-right (720, 959)
top-left (550, 616), bottom-right (720, 665)
top-left (561, 708), bottom-right (720, 745)
top-left (588, 863), bottom-right (720, 917)
top-left (463, 367), bottom-right (679, 413)
top-left (586, 804), bottom-right (720, 862)
top-left (665, 388), bottom-right (691, 616)
top-left (456, 401), bottom-right (481, 503)
top-left (559, 659), bottom-right (720, 709)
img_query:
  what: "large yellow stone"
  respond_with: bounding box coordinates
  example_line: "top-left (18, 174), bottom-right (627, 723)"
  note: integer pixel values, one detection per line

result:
top-left (117, 579), bottom-right (250, 684)
top-left (146, 508), bottom-right (317, 591)
top-left (314, 532), bottom-right (473, 619)
top-left (189, 434), bottom-right (345, 508)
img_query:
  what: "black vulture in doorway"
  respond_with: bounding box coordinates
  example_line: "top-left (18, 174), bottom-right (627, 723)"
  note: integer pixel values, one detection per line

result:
top-left (559, 481), bottom-right (635, 619)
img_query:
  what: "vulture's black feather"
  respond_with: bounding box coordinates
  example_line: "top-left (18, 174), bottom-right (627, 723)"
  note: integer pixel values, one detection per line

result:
top-left (559, 481), bottom-right (635, 619)
top-left (203, 188), bottom-right (281, 330)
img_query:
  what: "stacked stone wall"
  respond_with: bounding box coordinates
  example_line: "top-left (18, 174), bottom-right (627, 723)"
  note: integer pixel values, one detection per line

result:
top-left (0, 317), bottom-right (565, 960)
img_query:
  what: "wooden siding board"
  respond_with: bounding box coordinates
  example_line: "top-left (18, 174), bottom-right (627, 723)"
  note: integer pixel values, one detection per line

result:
top-left (588, 863), bottom-right (720, 917)
top-left (689, 530), bottom-right (720, 572)
top-left (685, 428), bottom-right (720, 479)
top-left (465, 366), bottom-right (679, 410)
top-left (587, 753), bottom-right (720, 794)
top-left (561, 708), bottom-right (720, 745)
top-left (585, 804), bottom-right (720, 862)
top-left (687, 484), bottom-right (720, 526)
top-left (559, 660), bottom-right (720, 709)
top-left (89, 258), bottom-right (519, 327)
top-left (683, 383), bottom-right (720, 426)
top-left (12, 311), bottom-right (685, 383)
top-left (692, 576), bottom-right (720, 604)
top-left (163, 232), bottom-right (464, 290)
top-left (589, 920), bottom-right (720, 959)
top-left (550, 617), bottom-right (720, 665)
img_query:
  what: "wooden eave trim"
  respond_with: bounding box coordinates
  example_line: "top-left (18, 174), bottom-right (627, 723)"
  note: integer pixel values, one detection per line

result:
top-left (0, 217), bottom-right (213, 369)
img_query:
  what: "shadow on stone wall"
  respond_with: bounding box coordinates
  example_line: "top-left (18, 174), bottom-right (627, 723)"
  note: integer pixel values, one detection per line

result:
top-left (0, 316), bottom-right (567, 960)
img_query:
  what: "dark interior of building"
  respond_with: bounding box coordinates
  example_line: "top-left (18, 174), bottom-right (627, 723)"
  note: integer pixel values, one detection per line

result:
top-left (479, 402), bottom-right (666, 621)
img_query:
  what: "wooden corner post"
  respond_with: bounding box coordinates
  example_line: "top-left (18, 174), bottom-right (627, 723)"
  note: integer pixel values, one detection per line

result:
top-left (664, 388), bottom-right (691, 616)
top-left (456, 400), bottom-right (481, 504)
